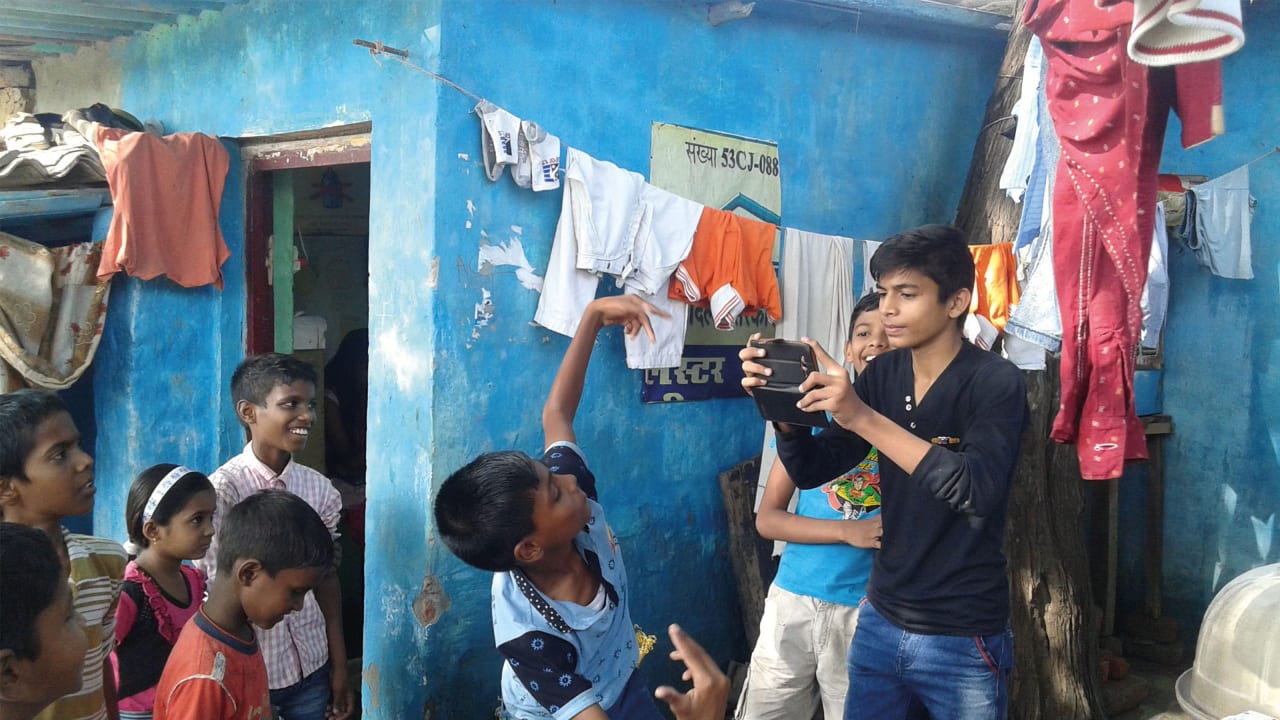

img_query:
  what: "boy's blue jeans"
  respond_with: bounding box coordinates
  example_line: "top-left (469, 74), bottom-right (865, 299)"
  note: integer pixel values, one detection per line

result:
top-left (270, 662), bottom-right (331, 719)
top-left (844, 602), bottom-right (1013, 720)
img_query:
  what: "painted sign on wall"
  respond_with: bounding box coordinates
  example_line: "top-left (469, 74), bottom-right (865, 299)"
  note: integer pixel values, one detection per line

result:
top-left (643, 122), bottom-right (780, 403)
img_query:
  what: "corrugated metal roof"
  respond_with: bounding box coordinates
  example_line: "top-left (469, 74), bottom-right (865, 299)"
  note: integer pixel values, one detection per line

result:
top-left (0, 0), bottom-right (1015, 64)
top-left (0, 0), bottom-right (246, 63)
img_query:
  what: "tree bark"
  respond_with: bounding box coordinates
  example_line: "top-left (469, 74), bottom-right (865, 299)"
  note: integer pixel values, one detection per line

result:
top-left (952, 2), bottom-right (1033, 247)
top-left (1005, 365), bottom-right (1106, 719)
top-left (953, 3), bottom-right (1108, 716)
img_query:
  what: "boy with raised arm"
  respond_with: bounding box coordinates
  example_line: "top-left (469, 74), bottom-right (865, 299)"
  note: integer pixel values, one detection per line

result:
top-left (434, 295), bottom-right (668, 720)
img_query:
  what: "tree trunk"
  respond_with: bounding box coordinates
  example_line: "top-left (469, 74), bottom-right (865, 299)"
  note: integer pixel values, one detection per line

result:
top-left (952, 2), bottom-right (1033, 247)
top-left (1005, 364), bottom-right (1106, 719)
top-left (953, 3), bottom-right (1108, 717)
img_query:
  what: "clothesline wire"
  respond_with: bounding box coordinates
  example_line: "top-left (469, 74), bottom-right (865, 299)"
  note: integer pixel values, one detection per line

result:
top-left (1242, 146), bottom-right (1280, 169)
top-left (354, 38), bottom-right (485, 104)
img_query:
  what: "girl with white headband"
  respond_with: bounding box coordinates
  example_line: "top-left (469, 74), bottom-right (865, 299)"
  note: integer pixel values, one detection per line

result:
top-left (110, 464), bottom-right (215, 720)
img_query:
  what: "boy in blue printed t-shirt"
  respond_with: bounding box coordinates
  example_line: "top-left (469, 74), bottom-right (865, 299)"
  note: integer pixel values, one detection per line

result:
top-left (737, 292), bottom-right (888, 720)
top-left (434, 295), bottom-right (669, 720)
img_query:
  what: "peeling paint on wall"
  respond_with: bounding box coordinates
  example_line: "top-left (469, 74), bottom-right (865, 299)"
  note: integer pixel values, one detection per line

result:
top-left (364, 662), bottom-right (380, 711)
top-left (471, 288), bottom-right (493, 340)
top-left (412, 574), bottom-right (451, 628)
top-left (477, 238), bottom-right (543, 292)
top-left (426, 256), bottom-right (440, 289)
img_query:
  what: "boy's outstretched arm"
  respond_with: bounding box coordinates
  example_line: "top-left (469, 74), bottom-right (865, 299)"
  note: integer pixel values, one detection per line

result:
top-left (542, 295), bottom-right (668, 446)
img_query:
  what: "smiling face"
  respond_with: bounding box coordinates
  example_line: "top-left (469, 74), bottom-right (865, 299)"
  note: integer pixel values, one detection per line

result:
top-left (875, 269), bottom-right (968, 352)
top-left (147, 489), bottom-right (217, 562)
top-left (239, 380), bottom-right (317, 467)
top-left (845, 308), bottom-right (889, 374)
top-left (0, 411), bottom-right (95, 524)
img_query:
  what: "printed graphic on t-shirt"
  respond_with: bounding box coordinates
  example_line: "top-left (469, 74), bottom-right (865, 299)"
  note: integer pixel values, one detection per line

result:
top-left (822, 448), bottom-right (881, 519)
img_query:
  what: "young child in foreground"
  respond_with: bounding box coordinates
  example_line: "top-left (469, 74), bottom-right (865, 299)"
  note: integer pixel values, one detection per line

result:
top-left (434, 295), bottom-right (670, 720)
top-left (0, 522), bottom-right (90, 720)
top-left (0, 389), bottom-right (126, 720)
top-left (153, 489), bottom-right (334, 720)
top-left (112, 465), bottom-right (217, 720)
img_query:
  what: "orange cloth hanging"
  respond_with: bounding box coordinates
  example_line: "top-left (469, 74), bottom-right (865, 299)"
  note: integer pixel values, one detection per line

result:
top-left (95, 126), bottom-right (231, 289)
top-left (669, 207), bottom-right (781, 329)
top-left (969, 243), bottom-right (1020, 331)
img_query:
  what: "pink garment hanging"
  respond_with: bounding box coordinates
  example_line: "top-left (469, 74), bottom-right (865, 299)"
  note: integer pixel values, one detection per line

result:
top-left (1025, 0), bottom-right (1163, 480)
top-left (94, 126), bottom-right (231, 289)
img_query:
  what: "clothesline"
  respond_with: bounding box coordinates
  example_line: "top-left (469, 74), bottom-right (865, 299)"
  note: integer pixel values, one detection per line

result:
top-left (353, 38), bottom-right (485, 103)
top-left (1242, 146), bottom-right (1280, 169)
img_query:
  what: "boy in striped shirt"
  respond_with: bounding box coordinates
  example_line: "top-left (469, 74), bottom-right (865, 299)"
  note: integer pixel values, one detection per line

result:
top-left (0, 390), bottom-right (127, 720)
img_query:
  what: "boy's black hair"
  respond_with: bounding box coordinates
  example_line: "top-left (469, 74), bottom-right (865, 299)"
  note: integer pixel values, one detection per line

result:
top-left (215, 489), bottom-right (334, 577)
top-left (433, 451), bottom-right (542, 572)
top-left (870, 224), bottom-right (975, 328)
top-left (848, 291), bottom-right (883, 340)
top-left (125, 464), bottom-right (215, 551)
top-left (0, 390), bottom-right (69, 480)
top-left (230, 353), bottom-right (318, 408)
top-left (0, 522), bottom-right (64, 660)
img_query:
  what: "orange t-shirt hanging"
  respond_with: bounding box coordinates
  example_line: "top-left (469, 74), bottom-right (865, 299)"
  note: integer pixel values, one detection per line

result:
top-left (94, 126), bottom-right (231, 289)
top-left (669, 206), bottom-right (782, 329)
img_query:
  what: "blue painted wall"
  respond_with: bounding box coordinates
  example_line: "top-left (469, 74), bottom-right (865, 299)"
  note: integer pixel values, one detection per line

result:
top-left (51, 1), bottom-right (1003, 716)
top-left (1115, 1), bottom-right (1280, 644)
top-left (92, 144), bottom-right (247, 546)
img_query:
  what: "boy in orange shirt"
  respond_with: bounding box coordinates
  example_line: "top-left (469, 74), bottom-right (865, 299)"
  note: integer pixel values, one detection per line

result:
top-left (153, 491), bottom-right (333, 720)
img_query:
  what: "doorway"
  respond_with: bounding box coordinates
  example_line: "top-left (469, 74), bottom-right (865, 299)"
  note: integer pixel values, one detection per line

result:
top-left (242, 124), bottom-right (370, 696)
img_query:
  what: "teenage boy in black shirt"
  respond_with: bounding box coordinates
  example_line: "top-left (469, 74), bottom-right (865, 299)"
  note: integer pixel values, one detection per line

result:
top-left (740, 224), bottom-right (1029, 720)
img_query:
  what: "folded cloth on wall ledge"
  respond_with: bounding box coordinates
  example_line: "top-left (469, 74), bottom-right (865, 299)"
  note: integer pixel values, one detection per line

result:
top-left (1129, 0), bottom-right (1244, 67)
top-left (0, 145), bottom-right (106, 189)
top-left (0, 233), bottom-right (111, 391)
top-left (90, 123), bottom-right (231, 289)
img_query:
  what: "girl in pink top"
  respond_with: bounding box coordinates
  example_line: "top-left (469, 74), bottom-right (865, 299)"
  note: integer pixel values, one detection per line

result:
top-left (111, 464), bottom-right (216, 720)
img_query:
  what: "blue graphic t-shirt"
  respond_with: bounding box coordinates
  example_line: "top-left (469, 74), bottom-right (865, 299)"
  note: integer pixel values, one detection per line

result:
top-left (491, 442), bottom-right (639, 720)
top-left (772, 449), bottom-right (880, 607)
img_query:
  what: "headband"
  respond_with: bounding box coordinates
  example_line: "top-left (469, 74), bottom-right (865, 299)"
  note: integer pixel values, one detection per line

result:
top-left (143, 466), bottom-right (193, 522)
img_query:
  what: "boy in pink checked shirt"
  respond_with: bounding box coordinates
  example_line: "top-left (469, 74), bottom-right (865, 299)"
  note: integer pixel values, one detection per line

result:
top-left (194, 353), bottom-right (353, 720)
